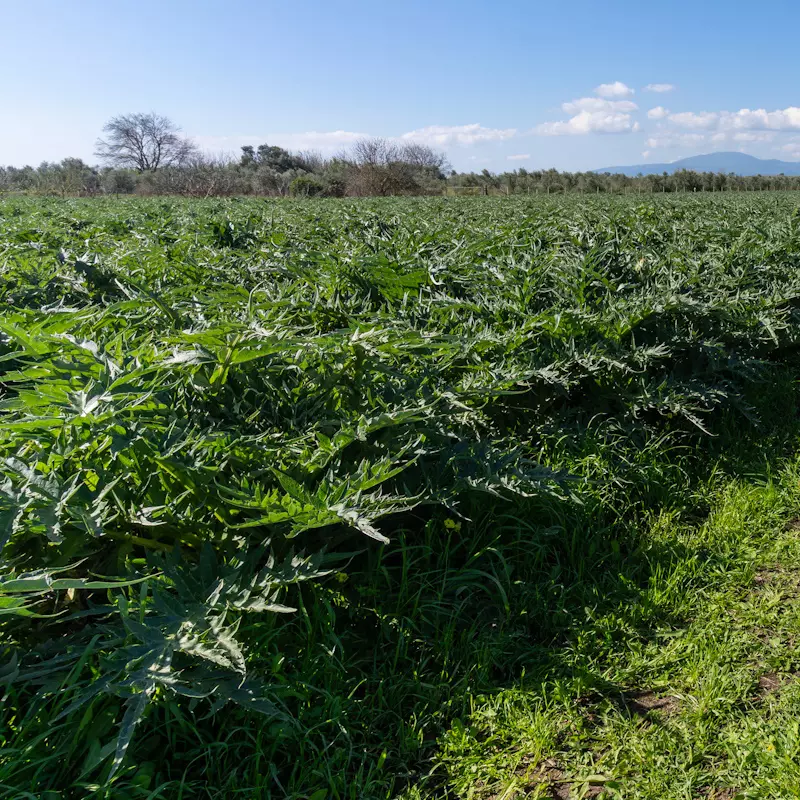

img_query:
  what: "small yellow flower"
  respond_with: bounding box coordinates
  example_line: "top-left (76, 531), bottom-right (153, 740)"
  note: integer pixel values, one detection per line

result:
top-left (443, 518), bottom-right (462, 532)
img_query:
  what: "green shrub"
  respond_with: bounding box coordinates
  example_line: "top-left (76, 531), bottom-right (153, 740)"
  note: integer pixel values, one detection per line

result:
top-left (289, 174), bottom-right (326, 196)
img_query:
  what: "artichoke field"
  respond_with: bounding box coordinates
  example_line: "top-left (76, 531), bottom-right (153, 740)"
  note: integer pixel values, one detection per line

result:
top-left (2, 194), bottom-right (800, 796)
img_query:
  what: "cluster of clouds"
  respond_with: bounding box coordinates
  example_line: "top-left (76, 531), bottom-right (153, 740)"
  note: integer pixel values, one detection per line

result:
top-left (196, 123), bottom-right (519, 157)
top-left (400, 123), bottom-right (517, 147)
top-left (535, 81), bottom-right (672, 136)
top-left (531, 81), bottom-right (800, 158)
top-left (665, 108), bottom-right (800, 132)
top-left (195, 81), bottom-right (800, 164)
top-left (644, 107), bottom-right (800, 150)
top-left (194, 130), bottom-right (368, 155)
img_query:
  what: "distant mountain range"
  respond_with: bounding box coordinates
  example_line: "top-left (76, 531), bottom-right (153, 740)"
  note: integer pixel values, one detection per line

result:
top-left (593, 151), bottom-right (800, 177)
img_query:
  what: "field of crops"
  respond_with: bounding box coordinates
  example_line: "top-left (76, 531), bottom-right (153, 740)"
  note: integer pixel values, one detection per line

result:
top-left (3, 194), bottom-right (800, 798)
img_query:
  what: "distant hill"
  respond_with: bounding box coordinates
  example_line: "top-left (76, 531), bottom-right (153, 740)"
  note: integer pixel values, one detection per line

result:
top-left (593, 151), bottom-right (800, 177)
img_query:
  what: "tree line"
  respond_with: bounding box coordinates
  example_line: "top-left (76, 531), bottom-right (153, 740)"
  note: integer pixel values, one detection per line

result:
top-left (3, 112), bottom-right (800, 197)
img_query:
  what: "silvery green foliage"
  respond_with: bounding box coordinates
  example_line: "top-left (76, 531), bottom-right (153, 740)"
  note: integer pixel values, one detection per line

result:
top-left (1, 194), bottom-right (799, 779)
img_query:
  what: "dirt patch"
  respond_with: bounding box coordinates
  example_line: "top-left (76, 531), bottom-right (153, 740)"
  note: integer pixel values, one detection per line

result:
top-left (751, 625), bottom-right (791, 648)
top-left (753, 567), bottom-right (782, 586)
top-left (699, 789), bottom-right (740, 800)
top-left (616, 689), bottom-right (680, 717)
top-left (755, 671), bottom-right (798, 697)
top-left (547, 780), bottom-right (606, 799)
top-left (546, 780), bottom-right (604, 800)
top-left (758, 673), bottom-right (783, 693)
top-left (501, 757), bottom-right (567, 799)
top-left (501, 759), bottom-right (609, 800)
top-left (548, 781), bottom-right (571, 800)
top-left (751, 564), bottom-right (800, 586)
top-left (536, 759), bottom-right (568, 796)
top-left (751, 565), bottom-right (800, 601)
top-left (783, 517), bottom-right (800, 533)
top-left (576, 688), bottom-right (680, 723)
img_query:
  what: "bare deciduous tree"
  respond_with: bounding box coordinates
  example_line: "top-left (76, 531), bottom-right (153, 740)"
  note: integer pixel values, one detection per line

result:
top-left (345, 138), bottom-right (450, 196)
top-left (95, 113), bottom-right (197, 172)
top-left (351, 138), bottom-right (400, 167)
top-left (350, 139), bottom-right (449, 171)
top-left (398, 142), bottom-right (451, 173)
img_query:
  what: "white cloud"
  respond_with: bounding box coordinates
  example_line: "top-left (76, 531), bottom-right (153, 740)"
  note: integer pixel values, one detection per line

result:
top-left (644, 83), bottom-right (675, 93)
top-left (562, 97), bottom-right (638, 114)
top-left (667, 107), bottom-right (800, 133)
top-left (194, 124), bottom-right (519, 157)
top-left (594, 81), bottom-right (635, 98)
top-left (698, 131), bottom-right (775, 145)
top-left (727, 107), bottom-right (800, 131)
top-left (642, 105), bottom-right (800, 154)
top-left (193, 130), bottom-right (367, 155)
top-left (644, 133), bottom-right (707, 149)
top-left (668, 111), bottom-right (719, 130)
top-left (536, 84), bottom-right (640, 136)
top-left (781, 140), bottom-right (800, 157)
top-left (507, 153), bottom-right (530, 160)
top-left (537, 110), bottom-right (637, 136)
top-left (400, 123), bottom-right (517, 146)
top-left (644, 129), bottom-right (781, 154)
top-left (731, 131), bottom-right (776, 142)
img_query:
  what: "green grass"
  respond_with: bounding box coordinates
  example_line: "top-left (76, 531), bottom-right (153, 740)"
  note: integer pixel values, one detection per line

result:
top-left (2, 194), bottom-right (800, 798)
top-left (427, 465), bottom-right (800, 799)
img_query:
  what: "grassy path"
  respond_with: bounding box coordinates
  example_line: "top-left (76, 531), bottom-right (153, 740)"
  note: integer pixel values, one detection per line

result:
top-left (406, 462), bottom-right (800, 799)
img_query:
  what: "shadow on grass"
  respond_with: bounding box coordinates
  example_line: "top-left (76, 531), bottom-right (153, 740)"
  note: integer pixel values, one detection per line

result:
top-left (117, 385), bottom-right (800, 798)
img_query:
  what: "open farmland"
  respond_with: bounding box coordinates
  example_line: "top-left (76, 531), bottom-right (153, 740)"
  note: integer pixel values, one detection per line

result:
top-left (4, 194), bottom-right (800, 798)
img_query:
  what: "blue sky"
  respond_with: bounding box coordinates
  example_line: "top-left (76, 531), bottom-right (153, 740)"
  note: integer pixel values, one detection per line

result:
top-left (2, 0), bottom-right (800, 171)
